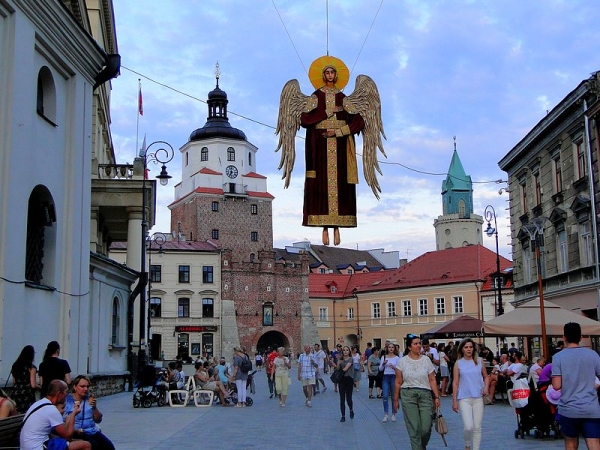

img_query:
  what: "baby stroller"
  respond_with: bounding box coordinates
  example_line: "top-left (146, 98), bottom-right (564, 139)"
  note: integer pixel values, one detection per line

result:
top-left (219, 370), bottom-right (257, 406)
top-left (512, 378), bottom-right (559, 439)
top-left (133, 365), bottom-right (166, 408)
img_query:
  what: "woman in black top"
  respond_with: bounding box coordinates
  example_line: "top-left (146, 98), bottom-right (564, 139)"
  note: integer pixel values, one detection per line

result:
top-left (39, 341), bottom-right (71, 397)
top-left (10, 345), bottom-right (40, 413)
top-left (336, 346), bottom-right (355, 422)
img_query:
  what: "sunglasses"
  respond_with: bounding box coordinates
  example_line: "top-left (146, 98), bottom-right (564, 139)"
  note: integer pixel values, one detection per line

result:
top-left (408, 334), bottom-right (418, 338)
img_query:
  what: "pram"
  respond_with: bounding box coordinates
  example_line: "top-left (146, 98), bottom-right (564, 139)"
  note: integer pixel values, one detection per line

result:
top-left (133, 365), bottom-right (167, 408)
top-left (512, 379), bottom-right (560, 439)
top-left (217, 370), bottom-right (257, 406)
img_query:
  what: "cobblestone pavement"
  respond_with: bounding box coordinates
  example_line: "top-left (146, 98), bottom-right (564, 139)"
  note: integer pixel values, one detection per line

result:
top-left (99, 370), bottom-right (567, 449)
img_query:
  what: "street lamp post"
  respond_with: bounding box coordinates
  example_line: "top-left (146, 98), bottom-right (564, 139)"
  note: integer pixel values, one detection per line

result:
top-left (522, 217), bottom-right (549, 358)
top-left (484, 205), bottom-right (504, 316)
top-left (138, 141), bottom-right (173, 368)
top-left (146, 232), bottom-right (166, 362)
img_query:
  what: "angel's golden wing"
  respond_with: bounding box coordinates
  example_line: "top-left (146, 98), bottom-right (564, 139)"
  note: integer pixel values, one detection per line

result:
top-left (344, 75), bottom-right (387, 199)
top-left (275, 80), bottom-right (310, 188)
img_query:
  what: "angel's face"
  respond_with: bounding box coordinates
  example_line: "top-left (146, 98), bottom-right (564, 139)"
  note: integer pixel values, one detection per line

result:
top-left (323, 68), bottom-right (337, 84)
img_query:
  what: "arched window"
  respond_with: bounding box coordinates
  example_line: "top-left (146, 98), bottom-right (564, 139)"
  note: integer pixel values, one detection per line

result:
top-left (227, 147), bottom-right (235, 161)
top-left (36, 66), bottom-right (57, 125)
top-left (25, 185), bottom-right (56, 285)
top-left (201, 147), bottom-right (208, 161)
top-left (458, 199), bottom-right (466, 218)
top-left (111, 297), bottom-right (121, 346)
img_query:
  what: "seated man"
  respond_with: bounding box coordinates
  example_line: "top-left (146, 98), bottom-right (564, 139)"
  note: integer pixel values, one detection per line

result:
top-left (488, 353), bottom-right (510, 402)
top-left (194, 362), bottom-right (230, 406)
top-left (504, 351), bottom-right (525, 388)
top-left (21, 380), bottom-right (90, 450)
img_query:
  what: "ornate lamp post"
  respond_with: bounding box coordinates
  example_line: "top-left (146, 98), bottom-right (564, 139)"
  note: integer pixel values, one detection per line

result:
top-left (146, 232), bottom-right (166, 362)
top-left (484, 205), bottom-right (504, 316)
top-left (138, 141), bottom-right (173, 368)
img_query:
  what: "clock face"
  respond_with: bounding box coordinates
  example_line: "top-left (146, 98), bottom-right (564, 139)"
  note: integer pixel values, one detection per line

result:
top-left (226, 165), bottom-right (238, 179)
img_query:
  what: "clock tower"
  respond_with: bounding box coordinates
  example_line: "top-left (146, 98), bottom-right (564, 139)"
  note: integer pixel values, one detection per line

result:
top-left (170, 68), bottom-right (274, 261)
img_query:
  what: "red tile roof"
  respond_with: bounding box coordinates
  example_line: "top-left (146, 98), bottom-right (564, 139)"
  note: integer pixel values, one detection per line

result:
top-left (310, 245), bottom-right (512, 297)
top-left (196, 167), bottom-right (222, 175)
top-left (247, 190), bottom-right (275, 199)
top-left (111, 240), bottom-right (220, 252)
top-left (244, 171), bottom-right (267, 179)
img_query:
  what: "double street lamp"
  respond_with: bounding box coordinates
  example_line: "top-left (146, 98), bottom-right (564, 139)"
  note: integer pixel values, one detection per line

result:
top-left (138, 141), bottom-right (174, 368)
top-left (484, 205), bottom-right (504, 316)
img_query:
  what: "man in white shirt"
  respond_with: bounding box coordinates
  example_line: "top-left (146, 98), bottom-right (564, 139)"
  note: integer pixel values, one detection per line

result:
top-left (21, 380), bottom-right (90, 450)
top-left (313, 343), bottom-right (328, 394)
top-left (504, 351), bottom-right (525, 385)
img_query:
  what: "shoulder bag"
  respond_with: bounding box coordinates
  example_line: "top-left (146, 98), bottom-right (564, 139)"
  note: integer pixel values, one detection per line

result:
top-left (330, 368), bottom-right (344, 384)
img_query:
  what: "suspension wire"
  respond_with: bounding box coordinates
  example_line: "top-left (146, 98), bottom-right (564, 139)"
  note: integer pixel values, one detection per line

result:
top-left (272, 0), bottom-right (307, 74)
top-left (326, 0), bottom-right (329, 56)
top-left (121, 65), bottom-right (505, 185)
top-left (349, 0), bottom-right (384, 76)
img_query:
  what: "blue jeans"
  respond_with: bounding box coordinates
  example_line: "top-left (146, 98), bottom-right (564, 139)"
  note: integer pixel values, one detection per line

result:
top-left (381, 374), bottom-right (397, 415)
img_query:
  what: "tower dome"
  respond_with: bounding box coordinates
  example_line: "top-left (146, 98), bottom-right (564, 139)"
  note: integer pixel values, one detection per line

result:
top-left (189, 66), bottom-right (246, 141)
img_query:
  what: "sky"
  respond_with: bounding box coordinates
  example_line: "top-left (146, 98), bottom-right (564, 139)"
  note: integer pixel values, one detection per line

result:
top-left (109, 0), bottom-right (600, 261)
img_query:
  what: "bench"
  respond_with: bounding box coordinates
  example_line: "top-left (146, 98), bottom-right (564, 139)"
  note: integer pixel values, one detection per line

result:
top-left (0, 414), bottom-right (24, 448)
top-left (168, 376), bottom-right (213, 408)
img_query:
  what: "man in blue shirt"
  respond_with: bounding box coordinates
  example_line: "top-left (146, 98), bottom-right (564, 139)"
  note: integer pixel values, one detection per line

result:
top-left (552, 322), bottom-right (600, 450)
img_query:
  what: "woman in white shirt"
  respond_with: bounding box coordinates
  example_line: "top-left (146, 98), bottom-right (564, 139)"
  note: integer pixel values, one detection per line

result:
top-left (452, 338), bottom-right (490, 450)
top-left (393, 334), bottom-right (441, 450)
top-left (378, 342), bottom-right (400, 422)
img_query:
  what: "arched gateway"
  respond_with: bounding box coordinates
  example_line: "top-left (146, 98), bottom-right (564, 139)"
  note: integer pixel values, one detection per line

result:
top-left (256, 331), bottom-right (290, 354)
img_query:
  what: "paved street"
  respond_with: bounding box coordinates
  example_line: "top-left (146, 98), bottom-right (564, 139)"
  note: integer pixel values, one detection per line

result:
top-left (98, 370), bottom-right (566, 449)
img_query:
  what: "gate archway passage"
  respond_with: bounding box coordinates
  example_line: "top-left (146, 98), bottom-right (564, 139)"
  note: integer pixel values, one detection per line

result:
top-left (256, 331), bottom-right (290, 355)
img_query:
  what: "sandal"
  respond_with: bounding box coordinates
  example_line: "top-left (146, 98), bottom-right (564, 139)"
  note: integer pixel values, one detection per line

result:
top-left (369, 395), bottom-right (374, 399)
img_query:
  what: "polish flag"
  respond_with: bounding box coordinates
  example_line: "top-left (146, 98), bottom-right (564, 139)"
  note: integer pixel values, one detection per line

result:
top-left (138, 85), bottom-right (144, 116)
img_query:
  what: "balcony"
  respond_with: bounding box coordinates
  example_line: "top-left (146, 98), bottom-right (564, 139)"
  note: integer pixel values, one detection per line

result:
top-left (223, 182), bottom-right (248, 197)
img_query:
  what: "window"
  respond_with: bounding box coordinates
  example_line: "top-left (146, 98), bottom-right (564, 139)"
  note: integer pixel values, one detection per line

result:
top-left (330, 285), bottom-right (337, 293)
top-left (111, 297), bottom-right (120, 346)
top-left (319, 268), bottom-right (326, 274)
top-left (435, 297), bottom-right (445, 315)
top-left (347, 308), bottom-right (354, 319)
top-left (372, 303), bottom-right (381, 319)
top-left (453, 296), bottom-right (463, 314)
top-left (227, 147), bottom-right (235, 161)
top-left (25, 185), bottom-right (56, 285)
top-left (553, 155), bottom-right (563, 193)
top-left (185, 152), bottom-right (189, 166)
top-left (249, 253), bottom-right (255, 262)
top-left (419, 299), bottom-right (428, 316)
top-left (557, 229), bottom-right (568, 273)
top-left (211, 201), bottom-right (219, 212)
top-left (150, 264), bottom-right (161, 283)
top-left (385, 302), bottom-right (396, 317)
top-left (251, 231), bottom-right (258, 241)
top-left (401, 300), bottom-right (410, 317)
top-left (575, 141), bottom-right (586, 179)
top-left (203, 266), bottom-right (214, 283)
top-left (150, 297), bottom-right (162, 317)
top-left (178, 298), bottom-right (190, 317)
top-left (202, 333), bottom-right (214, 358)
top-left (319, 307), bottom-right (328, 321)
top-left (523, 245), bottom-right (532, 284)
top-left (211, 229), bottom-right (219, 240)
top-left (534, 172), bottom-right (541, 205)
top-left (248, 152), bottom-right (252, 166)
top-left (251, 204), bottom-right (258, 215)
top-left (519, 180), bottom-right (528, 214)
top-left (201, 147), bottom-right (208, 161)
top-left (202, 298), bottom-right (214, 317)
top-left (178, 265), bottom-right (190, 283)
top-left (346, 268), bottom-right (353, 274)
top-left (458, 199), bottom-right (466, 218)
top-left (580, 222), bottom-right (594, 266)
top-left (493, 277), bottom-right (504, 289)
top-left (37, 66), bottom-right (57, 124)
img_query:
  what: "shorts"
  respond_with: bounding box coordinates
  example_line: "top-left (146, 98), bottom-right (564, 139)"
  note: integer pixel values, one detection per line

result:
top-left (558, 415), bottom-right (600, 439)
top-left (315, 368), bottom-right (324, 380)
top-left (256, 360), bottom-right (263, 366)
top-left (201, 381), bottom-right (218, 391)
top-left (440, 366), bottom-right (449, 377)
top-left (301, 377), bottom-right (315, 386)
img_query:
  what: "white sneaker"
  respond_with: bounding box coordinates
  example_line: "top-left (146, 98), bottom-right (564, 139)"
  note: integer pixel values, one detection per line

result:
top-left (391, 414), bottom-right (397, 422)
top-left (382, 415), bottom-right (388, 423)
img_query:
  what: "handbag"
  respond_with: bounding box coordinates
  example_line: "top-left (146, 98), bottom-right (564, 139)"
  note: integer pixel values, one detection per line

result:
top-left (433, 406), bottom-right (448, 447)
top-left (330, 368), bottom-right (344, 384)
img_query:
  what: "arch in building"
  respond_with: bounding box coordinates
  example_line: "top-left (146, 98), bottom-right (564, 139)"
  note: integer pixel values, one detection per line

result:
top-left (345, 334), bottom-right (359, 348)
top-left (256, 330), bottom-right (290, 355)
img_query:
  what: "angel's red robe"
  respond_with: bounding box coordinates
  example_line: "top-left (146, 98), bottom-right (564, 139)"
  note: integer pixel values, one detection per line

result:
top-left (300, 87), bottom-right (365, 228)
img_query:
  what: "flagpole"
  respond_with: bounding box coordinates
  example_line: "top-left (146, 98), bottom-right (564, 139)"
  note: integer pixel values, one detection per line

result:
top-left (136, 79), bottom-right (143, 157)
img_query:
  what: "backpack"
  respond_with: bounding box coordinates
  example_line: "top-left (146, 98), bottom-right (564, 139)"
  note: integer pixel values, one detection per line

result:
top-left (240, 357), bottom-right (252, 374)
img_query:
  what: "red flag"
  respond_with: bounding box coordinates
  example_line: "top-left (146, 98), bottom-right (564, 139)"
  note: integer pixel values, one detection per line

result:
top-left (138, 85), bottom-right (144, 116)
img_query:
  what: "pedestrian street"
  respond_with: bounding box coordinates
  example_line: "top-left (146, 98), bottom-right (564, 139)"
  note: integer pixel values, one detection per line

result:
top-left (99, 370), bottom-right (567, 449)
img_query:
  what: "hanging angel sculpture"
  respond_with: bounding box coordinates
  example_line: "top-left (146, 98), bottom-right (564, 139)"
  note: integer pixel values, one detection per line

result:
top-left (276, 55), bottom-right (386, 246)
